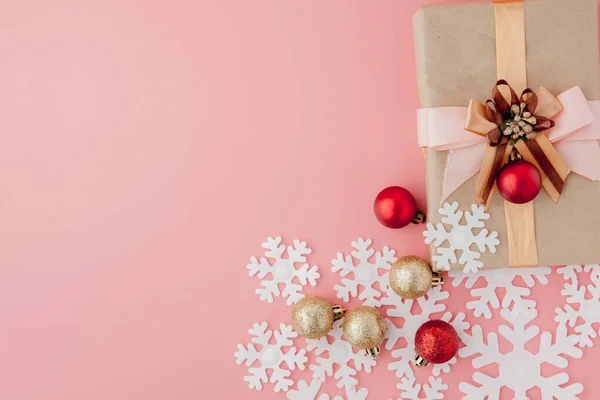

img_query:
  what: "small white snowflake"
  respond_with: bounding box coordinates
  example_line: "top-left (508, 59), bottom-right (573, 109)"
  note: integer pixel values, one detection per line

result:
top-left (305, 319), bottom-right (377, 390)
top-left (382, 285), bottom-right (470, 382)
top-left (287, 380), bottom-right (368, 400)
top-left (332, 238), bottom-right (396, 307)
top-left (235, 322), bottom-right (307, 392)
top-left (247, 237), bottom-right (320, 305)
top-left (555, 264), bottom-right (600, 347)
top-left (450, 267), bottom-right (551, 319)
top-left (460, 309), bottom-right (583, 399)
top-left (395, 376), bottom-right (447, 400)
top-left (424, 202), bottom-right (499, 273)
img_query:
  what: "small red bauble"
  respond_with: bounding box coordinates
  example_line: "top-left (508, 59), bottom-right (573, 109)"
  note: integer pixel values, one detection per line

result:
top-left (413, 320), bottom-right (459, 366)
top-left (374, 186), bottom-right (425, 229)
top-left (496, 159), bottom-right (542, 204)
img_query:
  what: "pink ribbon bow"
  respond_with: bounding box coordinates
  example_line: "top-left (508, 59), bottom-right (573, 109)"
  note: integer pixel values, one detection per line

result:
top-left (417, 86), bottom-right (600, 202)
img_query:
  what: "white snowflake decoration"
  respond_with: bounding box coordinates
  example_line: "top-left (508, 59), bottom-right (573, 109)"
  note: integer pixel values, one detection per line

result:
top-left (247, 237), bottom-right (320, 305)
top-left (287, 380), bottom-right (368, 400)
top-left (424, 202), bottom-right (499, 273)
top-left (460, 309), bottom-right (583, 399)
top-left (235, 322), bottom-right (307, 392)
top-left (332, 238), bottom-right (396, 307)
top-left (305, 319), bottom-right (377, 390)
top-left (556, 264), bottom-right (600, 347)
top-left (382, 285), bottom-right (470, 382)
top-left (395, 376), bottom-right (447, 400)
top-left (450, 267), bottom-right (551, 319)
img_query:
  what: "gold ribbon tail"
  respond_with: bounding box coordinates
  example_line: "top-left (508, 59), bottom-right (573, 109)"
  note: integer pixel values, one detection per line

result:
top-left (475, 143), bottom-right (511, 208)
top-left (514, 136), bottom-right (570, 203)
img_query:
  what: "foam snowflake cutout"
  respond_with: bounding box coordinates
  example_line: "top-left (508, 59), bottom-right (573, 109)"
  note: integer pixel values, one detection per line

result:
top-left (305, 320), bottom-right (377, 390)
top-left (332, 238), bottom-right (396, 307)
top-left (235, 322), bottom-right (307, 392)
top-left (395, 376), bottom-right (447, 400)
top-left (382, 285), bottom-right (470, 382)
top-left (459, 309), bottom-right (583, 399)
top-left (247, 237), bottom-right (320, 305)
top-left (555, 264), bottom-right (600, 347)
top-left (424, 202), bottom-right (499, 273)
top-left (450, 266), bottom-right (551, 319)
top-left (287, 380), bottom-right (369, 400)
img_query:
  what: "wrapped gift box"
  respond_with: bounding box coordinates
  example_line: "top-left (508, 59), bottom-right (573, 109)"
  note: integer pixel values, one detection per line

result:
top-left (414, 0), bottom-right (600, 270)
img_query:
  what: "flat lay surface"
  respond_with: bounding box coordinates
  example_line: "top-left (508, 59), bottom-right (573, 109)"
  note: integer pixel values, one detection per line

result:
top-left (1, 0), bottom-right (599, 399)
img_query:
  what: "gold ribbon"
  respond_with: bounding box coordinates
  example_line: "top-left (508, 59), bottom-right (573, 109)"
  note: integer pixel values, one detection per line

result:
top-left (494, 0), bottom-right (536, 267)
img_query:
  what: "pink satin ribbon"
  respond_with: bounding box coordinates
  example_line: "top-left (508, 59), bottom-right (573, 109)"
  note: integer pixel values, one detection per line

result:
top-left (417, 86), bottom-right (600, 202)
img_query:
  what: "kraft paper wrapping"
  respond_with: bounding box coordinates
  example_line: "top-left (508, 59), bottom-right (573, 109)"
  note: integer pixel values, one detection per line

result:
top-left (414, 0), bottom-right (600, 270)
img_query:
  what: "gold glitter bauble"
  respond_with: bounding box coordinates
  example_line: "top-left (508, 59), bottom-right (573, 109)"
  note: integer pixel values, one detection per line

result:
top-left (342, 306), bottom-right (386, 357)
top-left (292, 296), bottom-right (344, 339)
top-left (389, 256), bottom-right (443, 299)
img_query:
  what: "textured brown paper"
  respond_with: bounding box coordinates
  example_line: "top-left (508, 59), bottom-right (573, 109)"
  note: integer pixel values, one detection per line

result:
top-left (414, 0), bottom-right (600, 269)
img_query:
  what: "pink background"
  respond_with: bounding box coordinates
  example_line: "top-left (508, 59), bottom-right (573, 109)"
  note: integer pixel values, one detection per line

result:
top-left (0, 0), bottom-right (598, 399)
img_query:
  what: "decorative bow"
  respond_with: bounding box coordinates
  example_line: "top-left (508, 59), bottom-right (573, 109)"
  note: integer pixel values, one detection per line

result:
top-left (417, 84), bottom-right (600, 205)
top-left (466, 80), bottom-right (568, 206)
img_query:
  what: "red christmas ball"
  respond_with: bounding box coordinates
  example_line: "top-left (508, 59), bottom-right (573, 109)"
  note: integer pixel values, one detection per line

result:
top-left (414, 320), bottom-right (459, 365)
top-left (496, 159), bottom-right (542, 204)
top-left (374, 186), bottom-right (424, 229)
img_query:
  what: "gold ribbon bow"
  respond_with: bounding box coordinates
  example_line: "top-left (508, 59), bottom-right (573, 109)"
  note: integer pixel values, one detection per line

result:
top-left (465, 80), bottom-right (571, 207)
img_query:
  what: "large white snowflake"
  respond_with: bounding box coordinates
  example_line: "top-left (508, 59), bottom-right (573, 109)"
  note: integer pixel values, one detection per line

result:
top-left (247, 237), bottom-right (320, 305)
top-left (332, 238), bottom-right (396, 307)
top-left (381, 285), bottom-right (469, 398)
top-left (424, 202), bottom-right (499, 273)
top-left (459, 309), bottom-right (583, 399)
top-left (555, 264), bottom-right (600, 347)
top-left (287, 380), bottom-right (368, 400)
top-left (234, 322), bottom-right (307, 392)
top-left (450, 267), bottom-right (551, 319)
top-left (305, 319), bottom-right (377, 390)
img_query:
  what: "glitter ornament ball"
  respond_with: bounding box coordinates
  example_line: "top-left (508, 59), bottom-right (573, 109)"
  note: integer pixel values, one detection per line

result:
top-left (342, 306), bottom-right (387, 359)
top-left (374, 186), bottom-right (425, 229)
top-left (389, 256), bottom-right (443, 299)
top-left (496, 159), bottom-right (542, 204)
top-left (291, 295), bottom-right (345, 339)
top-left (413, 319), bottom-right (459, 366)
